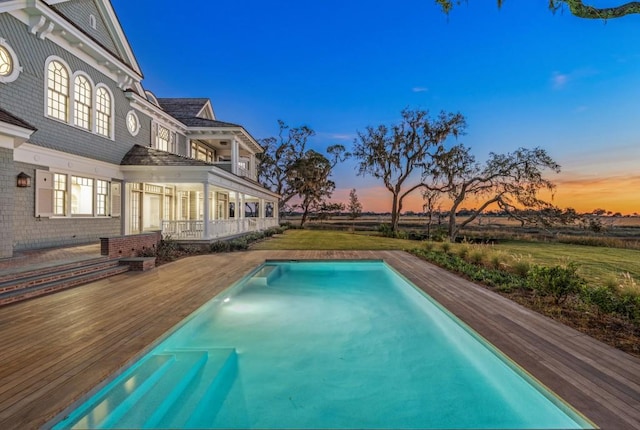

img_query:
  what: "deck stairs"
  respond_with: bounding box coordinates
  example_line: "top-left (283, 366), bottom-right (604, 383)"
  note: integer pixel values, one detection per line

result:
top-left (57, 348), bottom-right (239, 429)
top-left (0, 258), bottom-right (130, 306)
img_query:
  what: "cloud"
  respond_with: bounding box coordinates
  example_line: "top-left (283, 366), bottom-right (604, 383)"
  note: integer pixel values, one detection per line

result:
top-left (552, 72), bottom-right (569, 90)
top-left (412, 87), bottom-right (429, 93)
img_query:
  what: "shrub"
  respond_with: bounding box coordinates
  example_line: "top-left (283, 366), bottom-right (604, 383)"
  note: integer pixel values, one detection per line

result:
top-left (468, 248), bottom-right (486, 266)
top-left (528, 263), bottom-right (585, 304)
top-left (509, 254), bottom-right (531, 278)
top-left (423, 241), bottom-right (435, 252)
top-left (440, 242), bottom-right (451, 254)
top-left (457, 244), bottom-right (470, 259)
top-left (229, 238), bottom-right (248, 251)
top-left (489, 251), bottom-right (506, 270)
top-left (210, 241), bottom-right (230, 253)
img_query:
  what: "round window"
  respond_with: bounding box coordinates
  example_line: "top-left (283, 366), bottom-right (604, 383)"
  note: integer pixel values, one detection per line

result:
top-left (126, 111), bottom-right (140, 136)
top-left (0, 46), bottom-right (13, 77)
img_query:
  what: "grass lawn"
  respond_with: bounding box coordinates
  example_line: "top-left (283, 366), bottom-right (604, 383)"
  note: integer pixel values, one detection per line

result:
top-left (250, 229), bottom-right (418, 250)
top-left (489, 240), bottom-right (640, 287)
top-left (254, 230), bottom-right (640, 287)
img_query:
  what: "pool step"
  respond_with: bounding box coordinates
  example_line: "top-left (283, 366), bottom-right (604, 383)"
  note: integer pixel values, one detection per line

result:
top-left (57, 349), bottom-right (238, 429)
top-left (247, 264), bottom-right (281, 287)
top-left (0, 260), bottom-right (130, 306)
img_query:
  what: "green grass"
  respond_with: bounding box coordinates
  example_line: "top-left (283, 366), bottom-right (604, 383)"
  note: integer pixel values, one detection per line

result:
top-left (251, 229), bottom-right (417, 250)
top-left (439, 240), bottom-right (640, 288)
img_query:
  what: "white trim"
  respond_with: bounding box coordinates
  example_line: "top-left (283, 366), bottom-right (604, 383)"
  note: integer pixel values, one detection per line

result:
top-left (196, 100), bottom-right (215, 120)
top-left (70, 70), bottom-right (94, 131)
top-left (126, 110), bottom-right (140, 136)
top-left (0, 38), bottom-right (23, 83)
top-left (8, 5), bottom-right (142, 85)
top-left (43, 55), bottom-right (70, 123)
top-left (126, 91), bottom-right (187, 133)
top-left (0, 122), bottom-right (35, 148)
top-left (144, 90), bottom-right (159, 107)
top-left (94, 83), bottom-right (114, 139)
top-left (14, 143), bottom-right (124, 180)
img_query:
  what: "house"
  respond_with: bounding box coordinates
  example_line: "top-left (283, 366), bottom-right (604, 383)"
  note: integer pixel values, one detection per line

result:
top-left (0, 0), bottom-right (279, 259)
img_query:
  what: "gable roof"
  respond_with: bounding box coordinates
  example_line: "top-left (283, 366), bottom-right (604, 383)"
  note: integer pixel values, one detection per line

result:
top-left (120, 144), bottom-right (216, 167)
top-left (157, 98), bottom-right (211, 120)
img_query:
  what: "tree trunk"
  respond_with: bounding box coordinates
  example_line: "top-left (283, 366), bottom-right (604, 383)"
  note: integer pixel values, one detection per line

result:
top-left (448, 211), bottom-right (458, 241)
top-left (300, 207), bottom-right (309, 227)
top-left (390, 193), bottom-right (400, 232)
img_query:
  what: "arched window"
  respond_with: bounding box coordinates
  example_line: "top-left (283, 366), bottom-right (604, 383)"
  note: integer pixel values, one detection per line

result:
top-left (95, 86), bottom-right (112, 137)
top-left (73, 75), bottom-right (92, 130)
top-left (47, 60), bottom-right (69, 121)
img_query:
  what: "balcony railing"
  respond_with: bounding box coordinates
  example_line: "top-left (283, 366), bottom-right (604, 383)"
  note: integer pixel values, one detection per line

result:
top-left (162, 218), bottom-right (279, 241)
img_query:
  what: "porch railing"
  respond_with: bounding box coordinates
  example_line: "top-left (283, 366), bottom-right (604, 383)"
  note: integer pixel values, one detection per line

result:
top-left (162, 218), bottom-right (279, 241)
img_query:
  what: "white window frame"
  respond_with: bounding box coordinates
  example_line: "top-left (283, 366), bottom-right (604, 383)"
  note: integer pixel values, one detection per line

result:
top-left (35, 169), bottom-right (117, 218)
top-left (152, 122), bottom-right (176, 153)
top-left (94, 84), bottom-right (114, 139)
top-left (0, 38), bottom-right (22, 84)
top-left (71, 72), bottom-right (94, 131)
top-left (126, 110), bottom-right (140, 136)
top-left (44, 56), bottom-right (70, 123)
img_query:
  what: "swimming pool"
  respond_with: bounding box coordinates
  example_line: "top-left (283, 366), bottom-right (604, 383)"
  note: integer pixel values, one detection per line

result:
top-left (53, 260), bottom-right (593, 429)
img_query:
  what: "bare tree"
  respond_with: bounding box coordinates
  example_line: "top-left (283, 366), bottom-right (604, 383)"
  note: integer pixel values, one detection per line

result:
top-left (435, 0), bottom-right (640, 19)
top-left (425, 145), bottom-right (560, 241)
top-left (353, 108), bottom-right (466, 233)
top-left (422, 188), bottom-right (441, 239)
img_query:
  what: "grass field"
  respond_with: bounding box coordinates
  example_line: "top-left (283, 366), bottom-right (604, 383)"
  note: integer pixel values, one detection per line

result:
top-left (251, 229), bottom-right (417, 250)
top-left (254, 229), bottom-right (640, 287)
top-left (489, 240), bottom-right (640, 286)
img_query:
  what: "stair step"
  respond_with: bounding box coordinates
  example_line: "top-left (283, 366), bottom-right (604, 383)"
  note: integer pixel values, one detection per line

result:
top-left (0, 257), bottom-right (109, 284)
top-left (0, 259), bottom-right (119, 294)
top-left (63, 354), bottom-right (177, 429)
top-left (55, 349), bottom-right (238, 430)
top-left (168, 349), bottom-right (239, 428)
top-left (247, 264), bottom-right (281, 288)
top-left (116, 351), bottom-right (209, 428)
top-left (0, 265), bottom-right (130, 306)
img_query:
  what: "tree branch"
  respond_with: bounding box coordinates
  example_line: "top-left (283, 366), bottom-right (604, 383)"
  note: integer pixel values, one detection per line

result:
top-left (561, 0), bottom-right (640, 19)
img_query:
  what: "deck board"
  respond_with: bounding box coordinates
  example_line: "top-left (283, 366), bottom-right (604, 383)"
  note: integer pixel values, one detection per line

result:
top-left (0, 250), bottom-right (639, 429)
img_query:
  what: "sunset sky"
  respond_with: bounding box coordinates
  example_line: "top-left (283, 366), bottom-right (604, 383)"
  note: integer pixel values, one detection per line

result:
top-left (112, 0), bottom-right (640, 215)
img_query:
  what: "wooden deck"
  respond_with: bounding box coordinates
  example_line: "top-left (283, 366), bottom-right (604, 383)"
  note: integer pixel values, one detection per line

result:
top-left (1, 250), bottom-right (639, 429)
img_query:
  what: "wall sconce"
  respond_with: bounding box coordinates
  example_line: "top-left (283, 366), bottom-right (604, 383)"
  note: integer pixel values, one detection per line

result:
top-left (17, 172), bottom-right (31, 188)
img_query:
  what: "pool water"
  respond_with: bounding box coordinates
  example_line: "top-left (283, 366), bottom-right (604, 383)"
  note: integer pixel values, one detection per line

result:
top-left (54, 261), bottom-right (593, 429)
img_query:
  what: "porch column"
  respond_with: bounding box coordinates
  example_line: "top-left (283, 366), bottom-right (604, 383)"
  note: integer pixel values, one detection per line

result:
top-left (203, 183), bottom-right (210, 239)
top-left (259, 198), bottom-right (265, 218)
top-left (239, 193), bottom-right (245, 219)
top-left (250, 154), bottom-right (256, 179)
top-left (231, 138), bottom-right (239, 175)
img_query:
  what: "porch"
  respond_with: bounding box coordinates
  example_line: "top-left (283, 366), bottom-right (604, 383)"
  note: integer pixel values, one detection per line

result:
top-left (162, 218), bottom-right (280, 240)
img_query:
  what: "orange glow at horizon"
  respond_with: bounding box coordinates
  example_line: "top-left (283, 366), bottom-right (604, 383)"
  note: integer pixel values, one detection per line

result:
top-left (333, 174), bottom-right (640, 215)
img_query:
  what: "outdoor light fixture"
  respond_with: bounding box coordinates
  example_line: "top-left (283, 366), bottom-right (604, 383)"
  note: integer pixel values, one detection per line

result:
top-left (16, 172), bottom-right (31, 188)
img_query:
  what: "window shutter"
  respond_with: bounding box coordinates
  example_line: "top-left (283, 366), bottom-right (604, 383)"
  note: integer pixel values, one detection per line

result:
top-left (35, 169), bottom-right (54, 218)
top-left (111, 182), bottom-right (121, 217)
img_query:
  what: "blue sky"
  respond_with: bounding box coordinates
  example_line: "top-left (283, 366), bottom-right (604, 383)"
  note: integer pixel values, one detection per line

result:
top-left (111, 0), bottom-right (640, 213)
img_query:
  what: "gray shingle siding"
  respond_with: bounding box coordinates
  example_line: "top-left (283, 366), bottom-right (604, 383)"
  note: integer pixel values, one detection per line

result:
top-left (0, 148), bottom-right (15, 258)
top-left (50, 0), bottom-right (124, 64)
top-left (0, 13), bottom-right (137, 165)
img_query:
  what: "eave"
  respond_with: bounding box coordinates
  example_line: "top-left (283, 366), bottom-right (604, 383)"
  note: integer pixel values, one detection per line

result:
top-left (6, 0), bottom-right (142, 89)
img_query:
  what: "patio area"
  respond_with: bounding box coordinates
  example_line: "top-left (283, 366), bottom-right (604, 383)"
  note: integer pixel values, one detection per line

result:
top-left (0, 250), bottom-right (639, 429)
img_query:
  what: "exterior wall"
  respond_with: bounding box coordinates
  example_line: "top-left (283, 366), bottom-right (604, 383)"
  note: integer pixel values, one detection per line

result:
top-left (50, 0), bottom-right (121, 58)
top-left (100, 231), bottom-right (161, 259)
top-left (12, 161), bottom-right (121, 251)
top-left (0, 13), bottom-right (141, 165)
top-left (0, 148), bottom-right (15, 258)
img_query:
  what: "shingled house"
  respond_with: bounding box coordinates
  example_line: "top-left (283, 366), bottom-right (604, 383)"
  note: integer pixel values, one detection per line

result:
top-left (0, 0), bottom-right (279, 258)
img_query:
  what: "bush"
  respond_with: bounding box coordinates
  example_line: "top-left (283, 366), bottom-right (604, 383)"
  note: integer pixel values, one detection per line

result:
top-left (528, 263), bottom-right (585, 304)
top-left (210, 241), bottom-right (230, 253)
top-left (440, 242), bottom-right (451, 254)
top-left (468, 248), bottom-right (486, 266)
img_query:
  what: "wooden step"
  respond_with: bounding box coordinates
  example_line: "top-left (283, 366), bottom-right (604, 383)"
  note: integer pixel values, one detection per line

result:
top-left (0, 257), bottom-right (110, 284)
top-left (0, 265), bottom-right (130, 307)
